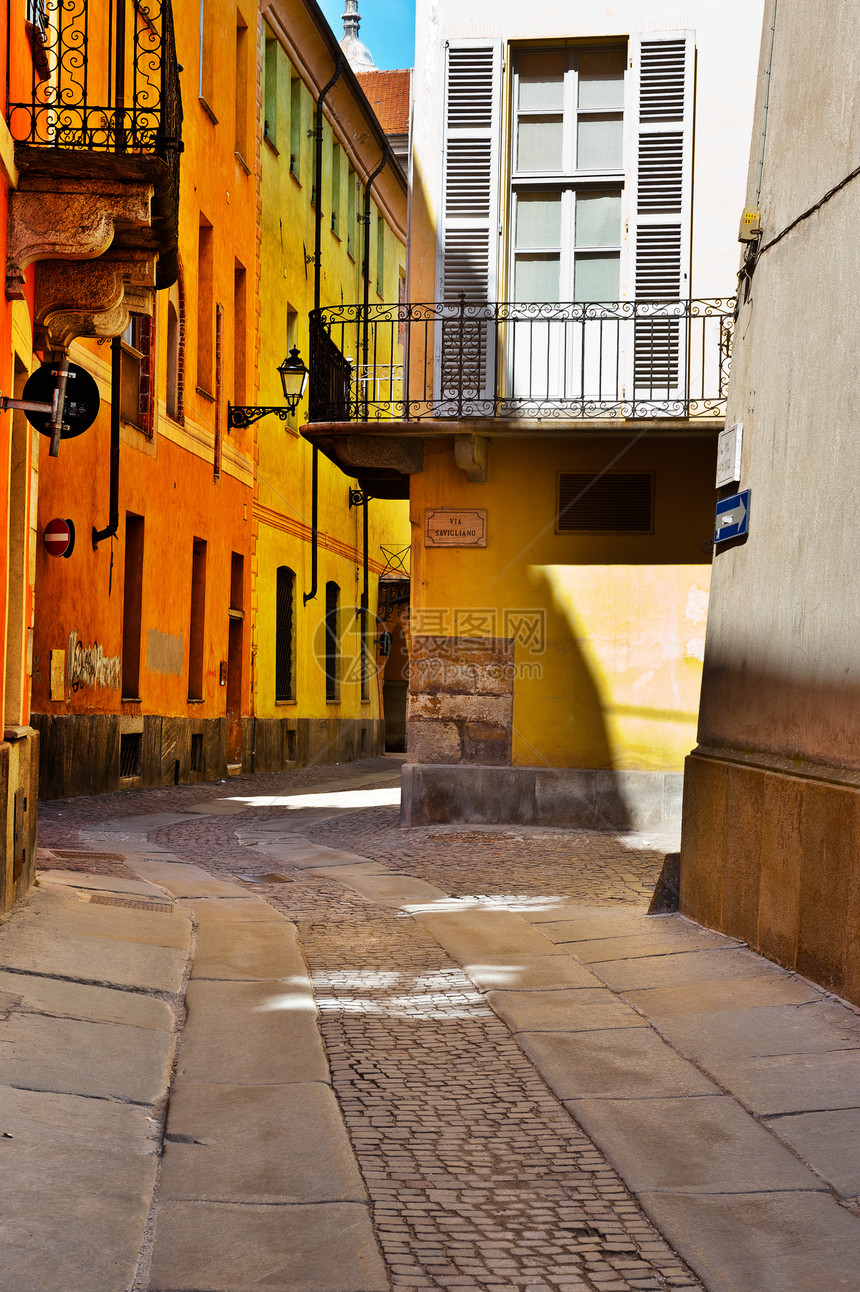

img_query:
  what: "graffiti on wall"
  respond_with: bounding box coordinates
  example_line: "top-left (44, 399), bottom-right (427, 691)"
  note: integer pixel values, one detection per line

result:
top-left (68, 631), bottom-right (121, 692)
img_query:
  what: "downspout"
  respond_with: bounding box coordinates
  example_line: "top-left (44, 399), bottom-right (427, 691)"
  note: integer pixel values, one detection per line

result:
top-left (304, 54), bottom-right (343, 606)
top-left (361, 144), bottom-right (390, 419)
top-left (92, 336), bottom-right (121, 549)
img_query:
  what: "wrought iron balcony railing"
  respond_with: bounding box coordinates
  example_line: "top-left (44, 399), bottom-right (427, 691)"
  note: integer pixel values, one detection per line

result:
top-left (309, 298), bottom-right (735, 424)
top-left (9, 0), bottom-right (182, 164)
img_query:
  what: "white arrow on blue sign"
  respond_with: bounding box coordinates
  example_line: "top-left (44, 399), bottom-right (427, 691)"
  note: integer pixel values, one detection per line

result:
top-left (714, 489), bottom-right (750, 545)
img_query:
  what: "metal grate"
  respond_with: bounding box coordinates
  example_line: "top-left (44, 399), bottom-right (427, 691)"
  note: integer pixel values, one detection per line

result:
top-left (557, 472), bottom-right (654, 533)
top-left (275, 566), bottom-right (295, 702)
top-left (89, 894), bottom-right (173, 913)
top-left (190, 733), bottom-right (203, 772)
top-left (119, 732), bottom-right (142, 777)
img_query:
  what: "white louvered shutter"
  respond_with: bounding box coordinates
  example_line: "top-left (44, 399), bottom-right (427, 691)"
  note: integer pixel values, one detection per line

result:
top-left (436, 41), bottom-right (502, 406)
top-left (626, 31), bottom-right (694, 404)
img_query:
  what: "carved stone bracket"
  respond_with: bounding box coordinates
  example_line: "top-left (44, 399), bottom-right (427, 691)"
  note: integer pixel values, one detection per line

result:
top-left (34, 249), bottom-right (157, 351)
top-left (6, 176), bottom-right (153, 300)
top-left (454, 433), bottom-right (489, 482)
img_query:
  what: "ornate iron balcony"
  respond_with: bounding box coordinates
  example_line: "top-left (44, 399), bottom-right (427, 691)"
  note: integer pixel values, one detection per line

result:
top-left (309, 297), bottom-right (735, 424)
top-left (9, 0), bottom-right (182, 162)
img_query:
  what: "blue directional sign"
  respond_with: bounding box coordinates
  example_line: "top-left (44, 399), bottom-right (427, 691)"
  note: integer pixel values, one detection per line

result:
top-left (714, 489), bottom-right (750, 545)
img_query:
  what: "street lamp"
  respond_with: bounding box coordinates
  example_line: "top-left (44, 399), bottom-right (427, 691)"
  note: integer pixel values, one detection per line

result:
top-left (228, 347), bottom-right (309, 428)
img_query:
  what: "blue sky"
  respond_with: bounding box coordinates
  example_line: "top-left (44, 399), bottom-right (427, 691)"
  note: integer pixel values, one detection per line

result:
top-left (317, 0), bottom-right (415, 71)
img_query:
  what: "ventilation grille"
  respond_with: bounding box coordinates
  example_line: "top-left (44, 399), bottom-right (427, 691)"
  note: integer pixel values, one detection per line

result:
top-left (446, 47), bottom-right (495, 129)
top-left (635, 226), bottom-right (682, 297)
top-left (639, 39), bottom-right (686, 122)
top-left (637, 133), bottom-right (683, 213)
top-left (190, 732), bottom-right (203, 772)
top-left (444, 140), bottom-right (493, 220)
top-left (275, 566), bottom-right (294, 703)
top-left (119, 732), bottom-right (141, 778)
top-left (558, 473), bottom-right (654, 533)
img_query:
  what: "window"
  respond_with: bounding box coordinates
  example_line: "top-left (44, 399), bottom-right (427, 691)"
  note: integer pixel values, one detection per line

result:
top-left (511, 47), bottom-right (626, 305)
top-left (376, 212), bottom-right (384, 294)
top-left (119, 733), bottom-right (142, 778)
top-left (275, 566), bottom-right (295, 701)
top-left (234, 260), bottom-right (247, 405)
top-left (347, 165), bottom-right (356, 257)
top-left (197, 217), bottom-right (214, 393)
top-left (331, 140), bottom-right (341, 235)
top-left (290, 75), bottom-right (302, 177)
top-left (119, 313), bottom-right (153, 433)
top-left (235, 11), bottom-right (250, 162)
top-left (122, 513), bottom-right (145, 698)
top-left (199, 0), bottom-right (216, 115)
top-left (264, 31), bottom-right (279, 147)
top-left (324, 581), bottom-right (339, 701)
top-left (188, 538), bottom-right (207, 700)
top-left (556, 472), bottom-right (654, 533)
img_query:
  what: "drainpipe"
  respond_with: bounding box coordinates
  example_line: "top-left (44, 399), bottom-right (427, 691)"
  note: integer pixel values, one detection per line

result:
top-left (304, 54), bottom-right (343, 607)
top-left (92, 336), bottom-right (121, 549)
top-left (361, 144), bottom-right (390, 419)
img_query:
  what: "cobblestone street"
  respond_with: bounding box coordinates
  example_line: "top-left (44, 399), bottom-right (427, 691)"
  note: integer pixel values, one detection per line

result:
top-left (29, 756), bottom-right (860, 1292)
top-left (36, 757), bottom-right (702, 1291)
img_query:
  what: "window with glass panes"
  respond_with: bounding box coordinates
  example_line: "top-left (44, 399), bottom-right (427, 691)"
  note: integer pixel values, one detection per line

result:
top-left (510, 47), bottom-right (625, 304)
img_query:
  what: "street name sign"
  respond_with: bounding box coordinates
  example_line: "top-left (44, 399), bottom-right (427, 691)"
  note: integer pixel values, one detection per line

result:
top-left (714, 490), bottom-right (750, 545)
top-left (425, 509), bottom-right (487, 547)
top-left (716, 422), bottom-right (743, 487)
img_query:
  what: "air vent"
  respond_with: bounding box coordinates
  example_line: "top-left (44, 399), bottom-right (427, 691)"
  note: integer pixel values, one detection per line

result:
top-left (119, 732), bottom-right (142, 778)
top-left (557, 472), bottom-right (654, 533)
top-left (639, 40), bottom-right (686, 122)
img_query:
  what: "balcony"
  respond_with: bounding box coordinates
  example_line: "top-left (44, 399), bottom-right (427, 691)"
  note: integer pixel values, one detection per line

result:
top-left (304, 296), bottom-right (734, 496)
top-left (6, 0), bottom-right (183, 345)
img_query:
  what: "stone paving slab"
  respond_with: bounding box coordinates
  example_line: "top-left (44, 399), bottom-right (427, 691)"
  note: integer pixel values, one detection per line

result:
top-left (524, 906), bottom-right (660, 934)
top-left (565, 1094), bottom-right (822, 1193)
top-left (0, 1011), bottom-right (176, 1103)
top-left (0, 967), bottom-right (173, 1030)
top-left (763, 1108), bottom-right (860, 1196)
top-left (190, 918), bottom-right (309, 981)
top-left (83, 813), bottom-right (191, 832)
top-left (462, 953), bottom-right (601, 992)
top-left (160, 1081), bottom-right (368, 1204)
top-left (0, 1086), bottom-right (160, 1292)
top-left (38, 869), bottom-right (168, 897)
top-left (624, 973), bottom-right (821, 1017)
top-left (180, 895), bottom-right (288, 924)
top-left (131, 859), bottom-right (246, 898)
top-left (308, 866), bottom-right (448, 906)
top-left (569, 929), bottom-right (744, 963)
top-left (519, 1028), bottom-right (721, 1101)
top-left (591, 946), bottom-right (776, 992)
top-left (649, 1000), bottom-right (860, 1060)
top-left (487, 986), bottom-right (649, 1033)
top-left (147, 1200), bottom-right (389, 1292)
top-left (0, 888), bottom-right (189, 992)
top-left (178, 979), bottom-right (328, 1085)
top-left (413, 906), bottom-right (569, 966)
top-left (700, 1047), bottom-right (860, 1115)
top-left (240, 838), bottom-right (375, 869)
top-left (638, 1189), bottom-right (860, 1292)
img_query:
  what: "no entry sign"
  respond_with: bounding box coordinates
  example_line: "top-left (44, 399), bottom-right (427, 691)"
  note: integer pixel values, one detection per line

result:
top-left (44, 518), bottom-right (75, 559)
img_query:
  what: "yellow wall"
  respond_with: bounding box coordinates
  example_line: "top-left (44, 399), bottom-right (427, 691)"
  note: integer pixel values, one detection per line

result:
top-left (254, 4), bottom-right (409, 729)
top-left (410, 435), bottom-right (715, 772)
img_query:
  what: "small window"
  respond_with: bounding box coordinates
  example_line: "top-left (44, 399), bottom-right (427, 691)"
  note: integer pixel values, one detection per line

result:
top-left (557, 472), bottom-right (654, 533)
top-left (290, 76), bottom-right (301, 177)
top-left (376, 214), bottom-right (384, 294)
top-left (119, 313), bottom-right (153, 434)
top-left (190, 732), bottom-right (204, 771)
top-left (331, 141), bottom-right (341, 236)
top-left (324, 581), bottom-right (340, 701)
top-left (275, 566), bottom-right (295, 701)
top-left (264, 32), bottom-right (278, 147)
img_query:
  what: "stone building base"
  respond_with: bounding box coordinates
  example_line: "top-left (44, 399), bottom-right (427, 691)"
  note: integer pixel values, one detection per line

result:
top-left (0, 728), bottom-right (39, 914)
top-left (401, 763), bottom-right (683, 833)
top-left (32, 713), bottom-right (383, 800)
top-left (680, 749), bottom-right (860, 1007)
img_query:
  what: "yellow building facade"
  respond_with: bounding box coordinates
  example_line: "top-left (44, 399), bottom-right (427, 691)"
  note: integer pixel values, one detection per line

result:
top-left (252, 0), bottom-right (409, 769)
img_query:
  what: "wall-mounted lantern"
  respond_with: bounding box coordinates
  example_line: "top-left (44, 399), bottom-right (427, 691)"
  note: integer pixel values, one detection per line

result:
top-left (228, 347), bottom-right (309, 429)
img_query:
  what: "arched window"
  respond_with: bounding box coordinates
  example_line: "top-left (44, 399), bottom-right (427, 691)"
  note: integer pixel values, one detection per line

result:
top-left (275, 566), bottom-right (295, 701)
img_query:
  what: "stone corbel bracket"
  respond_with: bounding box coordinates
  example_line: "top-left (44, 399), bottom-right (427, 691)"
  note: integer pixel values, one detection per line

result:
top-left (6, 176), bottom-right (153, 300)
top-left (454, 433), bottom-right (489, 482)
top-left (34, 249), bottom-right (156, 351)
